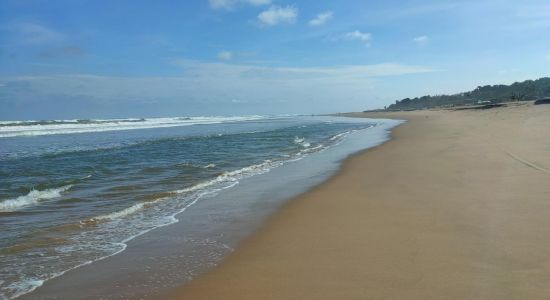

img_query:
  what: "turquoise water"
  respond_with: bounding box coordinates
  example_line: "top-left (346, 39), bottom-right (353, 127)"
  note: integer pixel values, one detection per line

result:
top-left (0, 115), bottom-right (388, 299)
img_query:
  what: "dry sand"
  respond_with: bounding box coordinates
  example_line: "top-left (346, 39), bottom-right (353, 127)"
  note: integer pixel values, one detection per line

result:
top-left (166, 102), bottom-right (550, 300)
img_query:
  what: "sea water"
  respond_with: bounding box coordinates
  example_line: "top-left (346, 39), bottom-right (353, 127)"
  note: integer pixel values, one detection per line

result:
top-left (0, 115), bottom-right (400, 299)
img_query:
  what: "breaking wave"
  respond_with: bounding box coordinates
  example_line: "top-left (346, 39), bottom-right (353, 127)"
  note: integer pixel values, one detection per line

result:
top-left (0, 116), bottom-right (272, 138)
top-left (294, 136), bottom-right (311, 148)
top-left (0, 185), bottom-right (73, 212)
top-left (88, 159), bottom-right (282, 222)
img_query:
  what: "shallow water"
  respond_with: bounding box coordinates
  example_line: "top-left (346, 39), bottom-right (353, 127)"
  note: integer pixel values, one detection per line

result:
top-left (0, 115), bottom-right (399, 299)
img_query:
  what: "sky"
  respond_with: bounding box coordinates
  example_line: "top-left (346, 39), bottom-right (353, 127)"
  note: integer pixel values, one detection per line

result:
top-left (0, 0), bottom-right (549, 120)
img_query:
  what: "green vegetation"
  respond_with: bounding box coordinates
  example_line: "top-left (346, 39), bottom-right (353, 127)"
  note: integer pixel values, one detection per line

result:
top-left (387, 77), bottom-right (550, 111)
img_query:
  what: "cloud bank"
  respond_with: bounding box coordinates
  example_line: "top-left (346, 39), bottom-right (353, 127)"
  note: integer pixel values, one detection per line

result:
top-left (0, 61), bottom-right (435, 119)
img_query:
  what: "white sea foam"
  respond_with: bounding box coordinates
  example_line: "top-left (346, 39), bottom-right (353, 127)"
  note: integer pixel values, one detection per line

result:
top-left (330, 131), bottom-right (350, 141)
top-left (294, 136), bottom-right (311, 148)
top-left (3, 278), bottom-right (45, 300)
top-left (33, 183), bottom-right (244, 300)
top-left (178, 161), bottom-right (277, 193)
top-left (91, 202), bottom-right (151, 222)
top-left (294, 137), bottom-right (304, 143)
top-left (1, 158), bottom-right (285, 299)
top-left (0, 185), bottom-right (72, 212)
top-left (300, 144), bottom-right (324, 154)
top-left (88, 160), bottom-right (281, 222)
top-left (0, 116), bottom-right (272, 138)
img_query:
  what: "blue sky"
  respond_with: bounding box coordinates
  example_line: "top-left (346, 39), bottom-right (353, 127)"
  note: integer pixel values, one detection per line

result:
top-left (1, 0), bottom-right (549, 119)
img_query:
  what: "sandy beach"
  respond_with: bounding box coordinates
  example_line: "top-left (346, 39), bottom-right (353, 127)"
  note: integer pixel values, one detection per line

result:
top-left (166, 102), bottom-right (550, 299)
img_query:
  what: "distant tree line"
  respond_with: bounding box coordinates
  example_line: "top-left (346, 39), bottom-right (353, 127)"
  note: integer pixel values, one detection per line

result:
top-left (387, 77), bottom-right (550, 111)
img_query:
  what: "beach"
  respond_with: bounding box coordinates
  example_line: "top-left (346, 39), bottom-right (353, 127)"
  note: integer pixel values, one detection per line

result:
top-left (167, 102), bottom-right (550, 299)
top-left (6, 116), bottom-right (400, 299)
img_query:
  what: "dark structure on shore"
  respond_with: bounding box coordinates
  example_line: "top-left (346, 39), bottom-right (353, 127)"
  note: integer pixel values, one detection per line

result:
top-left (534, 98), bottom-right (550, 105)
top-left (387, 77), bottom-right (550, 111)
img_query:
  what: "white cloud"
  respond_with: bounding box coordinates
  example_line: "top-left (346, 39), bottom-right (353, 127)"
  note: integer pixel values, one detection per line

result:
top-left (209, 0), bottom-right (271, 10)
top-left (171, 60), bottom-right (434, 78)
top-left (5, 61), bottom-right (435, 98)
top-left (308, 11), bottom-right (333, 26)
top-left (1, 61), bottom-right (436, 116)
top-left (344, 30), bottom-right (372, 45)
top-left (257, 5), bottom-right (298, 26)
top-left (217, 51), bottom-right (233, 61)
top-left (413, 35), bottom-right (429, 43)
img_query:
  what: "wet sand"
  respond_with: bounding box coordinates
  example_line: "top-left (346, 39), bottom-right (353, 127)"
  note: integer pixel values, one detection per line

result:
top-left (166, 102), bottom-right (550, 299)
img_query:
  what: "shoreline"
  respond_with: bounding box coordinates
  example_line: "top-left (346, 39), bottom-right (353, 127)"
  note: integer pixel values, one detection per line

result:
top-left (15, 117), bottom-right (399, 300)
top-left (161, 113), bottom-right (413, 300)
top-left (166, 102), bottom-right (550, 299)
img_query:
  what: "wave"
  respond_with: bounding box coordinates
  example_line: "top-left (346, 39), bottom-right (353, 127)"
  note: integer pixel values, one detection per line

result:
top-left (85, 159), bottom-right (282, 223)
top-left (330, 131), bottom-right (351, 141)
top-left (299, 144), bottom-right (325, 155)
top-left (0, 185), bottom-right (73, 212)
top-left (5, 178), bottom-right (243, 300)
top-left (90, 202), bottom-right (154, 222)
top-left (0, 116), bottom-right (273, 138)
top-left (0, 119), bottom-right (387, 299)
top-left (1, 160), bottom-right (281, 298)
top-left (0, 118), bottom-right (146, 127)
top-left (294, 136), bottom-right (311, 148)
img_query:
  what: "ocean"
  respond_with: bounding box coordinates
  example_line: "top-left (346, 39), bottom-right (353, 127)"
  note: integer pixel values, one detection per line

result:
top-left (0, 115), bottom-right (401, 299)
